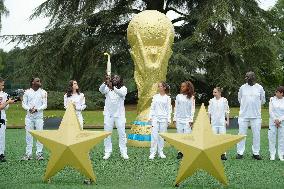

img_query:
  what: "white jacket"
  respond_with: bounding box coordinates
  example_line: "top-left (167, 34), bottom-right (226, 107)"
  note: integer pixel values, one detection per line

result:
top-left (99, 83), bottom-right (127, 117)
top-left (149, 94), bottom-right (172, 123)
top-left (208, 97), bottom-right (229, 126)
top-left (269, 96), bottom-right (284, 125)
top-left (0, 91), bottom-right (9, 121)
top-left (22, 88), bottom-right (47, 119)
top-left (173, 94), bottom-right (195, 123)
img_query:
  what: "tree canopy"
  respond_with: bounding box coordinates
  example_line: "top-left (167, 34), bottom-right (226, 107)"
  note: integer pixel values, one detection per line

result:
top-left (1, 0), bottom-right (284, 105)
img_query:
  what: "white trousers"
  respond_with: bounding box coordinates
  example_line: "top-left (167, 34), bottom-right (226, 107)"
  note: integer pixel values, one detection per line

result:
top-left (76, 112), bottom-right (84, 129)
top-left (150, 120), bottom-right (168, 155)
top-left (104, 115), bottom-right (127, 154)
top-left (212, 126), bottom-right (226, 134)
top-left (0, 123), bottom-right (6, 155)
top-left (176, 122), bottom-right (192, 134)
top-left (237, 118), bottom-right (261, 155)
top-left (268, 123), bottom-right (284, 157)
top-left (25, 117), bottom-right (44, 156)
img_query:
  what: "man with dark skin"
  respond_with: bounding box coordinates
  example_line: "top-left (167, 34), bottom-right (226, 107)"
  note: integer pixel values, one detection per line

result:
top-left (99, 74), bottom-right (129, 160)
top-left (21, 77), bottom-right (47, 161)
top-left (236, 71), bottom-right (265, 160)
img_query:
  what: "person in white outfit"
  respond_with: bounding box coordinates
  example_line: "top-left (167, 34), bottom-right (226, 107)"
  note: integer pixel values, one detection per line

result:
top-left (149, 81), bottom-right (172, 160)
top-left (236, 71), bottom-right (265, 160)
top-left (64, 80), bottom-right (86, 129)
top-left (21, 77), bottom-right (47, 161)
top-left (268, 86), bottom-right (284, 161)
top-left (173, 81), bottom-right (195, 159)
top-left (99, 75), bottom-right (129, 160)
top-left (0, 77), bottom-right (15, 162)
top-left (208, 87), bottom-right (230, 160)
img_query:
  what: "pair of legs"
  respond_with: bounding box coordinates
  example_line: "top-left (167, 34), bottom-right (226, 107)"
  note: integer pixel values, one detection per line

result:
top-left (176, 122), bottom-right (192, 134)
top-left (103, 115), bottom-right (128, 159)
top-left (0, 123), bottom-right (6, 162)
top-left (212, 125), bottom-right (227, 160)
top-left (268, 123), bottom-right (284, 160)
top-left (150, 120), bottom-right (168, 159)
top-left (176, 122), bottom-right (191, 159)
top-left (76, 112), bottom-right (84, 129)
top-left (24, 117), bottom-right (44, 158)
top-left (237, 117), bottom-right (261, 156)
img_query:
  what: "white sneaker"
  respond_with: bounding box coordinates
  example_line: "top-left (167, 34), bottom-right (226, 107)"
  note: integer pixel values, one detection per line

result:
top-left (279, 155), bottom-right (284, 161)
top-left (103, 153), bottom-right (111, 160)
top-left (121, 153), bottom-right (129, 160)
top-left (270, 155), bottom-right (275, 161)
top-left (149, 153), bottom-right (155, 160)
top-left (159, 152), bottom-right (166, 159)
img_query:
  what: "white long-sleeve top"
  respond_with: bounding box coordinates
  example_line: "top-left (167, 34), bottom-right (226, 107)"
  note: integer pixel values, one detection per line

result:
top-left (208, 97), bottom-right (230, 126)
top-left (0, 91), bottom-right (9, 121)
top-left (99, 83), bottom-right (127, 117)
top-left (173, 94), bottom-right (195, 123)
top-left (269, 96), bottom-right (284, 125)
top-left (64, 93), bottom-right (86, 113)
top-left (238, 83), bottom-right (265, 119)
top-left (149, 94), bottom-right (172, 123)
top-left (22, 88), bottom-right (47, 119)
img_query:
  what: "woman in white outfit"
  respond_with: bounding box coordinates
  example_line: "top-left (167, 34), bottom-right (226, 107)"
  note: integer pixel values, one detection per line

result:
top-left (208, 87), bottom-right (230, 160)
top-left (64, 80), bottom-right (86, 129)
top-left (173, 81), bottom-right (195, 159)
top-left (268, 86), bottom-right (284, 161)
top-left (149, 81), bottom-right (172, 160)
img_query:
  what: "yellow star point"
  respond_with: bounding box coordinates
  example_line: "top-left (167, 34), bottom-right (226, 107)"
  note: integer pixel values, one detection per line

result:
top-left (29, 103), bottom-right (111, 182)
top-left (160, 104), bottom-right (245, 186)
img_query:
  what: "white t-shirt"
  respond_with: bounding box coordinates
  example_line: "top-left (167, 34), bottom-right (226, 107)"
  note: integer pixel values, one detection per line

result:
top-left (99, 83), bottom-right (127, 117)
top-left (149, 93), bottom-right (172, 123)
top-left (22, 88), bottom-right (47, 119)
top-left (269, 96), bottom-right (284, 125)
top-left (238, 83), bottom-right (265, 118)
top-left (0, 91), bottom-right (9, 121)
top-left (173, 94), bottom-right (195, 123)
top-left (208, 97), bottom-right (229, 127)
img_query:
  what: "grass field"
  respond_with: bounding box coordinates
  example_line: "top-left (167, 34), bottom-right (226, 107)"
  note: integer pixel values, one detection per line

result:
top-left (0, 129), bottom-right (284, 189)
top-left (5, 103), bottom-right (269, 127)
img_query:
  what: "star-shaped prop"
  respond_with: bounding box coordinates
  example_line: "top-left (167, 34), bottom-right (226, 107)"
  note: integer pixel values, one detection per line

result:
top-left (160, 104), bottom-right (245, 186)
top-left (30, 103), bottom-right (111, 182)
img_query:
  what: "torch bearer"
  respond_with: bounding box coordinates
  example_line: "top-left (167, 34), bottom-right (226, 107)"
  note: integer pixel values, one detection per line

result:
top-left (104, 52), bottom-right (111, 76)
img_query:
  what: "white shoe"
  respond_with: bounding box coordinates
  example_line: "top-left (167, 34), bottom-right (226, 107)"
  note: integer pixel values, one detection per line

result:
top-left (279, 155), bottom-right (284, 161)
top-left (121, 153), bottom-right (129, 160)
top-left (270, 155), bottom-right (275, 161)
top-left (103, 153), bottom-right (111, 160)
top-left (149, 153), bottom-right (155, 160)
top-left (159, 152), bottom-right (166, 159)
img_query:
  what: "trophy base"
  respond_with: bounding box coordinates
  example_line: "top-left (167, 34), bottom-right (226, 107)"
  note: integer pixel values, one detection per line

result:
top-left (127, 120), bottom-right (152, 148)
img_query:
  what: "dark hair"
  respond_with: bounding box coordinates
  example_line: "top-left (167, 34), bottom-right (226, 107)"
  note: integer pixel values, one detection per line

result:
top-left (214, 87), bottom-right (223, 93)
top-left (0, 77), bottom-right (4, 82)
top-left (160, 81), bottom-right (170, 95)
top-left (66, 80), bottom-right (80, 97)
top-left (276, 86), bottom-right (284, 94)
top-left (30, 77), bottom-right (35, 87)
top-left (112, 75), bottom-right (124, 89)
top-left (183, 81), bottom-right (194, 99)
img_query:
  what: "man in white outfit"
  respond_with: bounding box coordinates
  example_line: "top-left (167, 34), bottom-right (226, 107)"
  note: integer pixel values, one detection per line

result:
top-left (21, 77), bottom-right (47, 161)
top-left (236, 71), bottom-right (265, 160)
top-left (0, 77), bottom-right (15, 162)
top-left (99, 75), bottom-right (129, 160)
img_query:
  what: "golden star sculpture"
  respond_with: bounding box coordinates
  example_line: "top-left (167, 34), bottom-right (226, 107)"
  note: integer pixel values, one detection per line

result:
top-left (29, 103), bottom-right (111, 182)
top-left (160, 104), bottom-right (245, 186)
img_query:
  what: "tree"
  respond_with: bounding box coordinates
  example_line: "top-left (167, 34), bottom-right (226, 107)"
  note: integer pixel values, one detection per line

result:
top-left (4, 0), bottom-right (283, 105)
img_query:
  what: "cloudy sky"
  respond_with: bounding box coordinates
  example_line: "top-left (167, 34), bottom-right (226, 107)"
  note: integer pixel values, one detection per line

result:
top-left (0, 0), bottom-right (278, 51)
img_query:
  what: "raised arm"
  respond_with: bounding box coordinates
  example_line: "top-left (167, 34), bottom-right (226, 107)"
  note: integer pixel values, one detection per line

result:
top-left (99, 83), bottom-right (110, 95)
top-left (113, 86), bottom-right (127, 98)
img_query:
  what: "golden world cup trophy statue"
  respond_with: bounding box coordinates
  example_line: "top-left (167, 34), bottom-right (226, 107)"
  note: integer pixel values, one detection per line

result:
top-left (127, 10), bottom-right (174, 147)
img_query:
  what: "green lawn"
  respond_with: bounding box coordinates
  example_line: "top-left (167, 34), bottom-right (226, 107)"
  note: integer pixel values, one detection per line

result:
top-left (6, 103), bottom-right (269, 127)
top-left (0, 129), bottom-right (283, 189)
